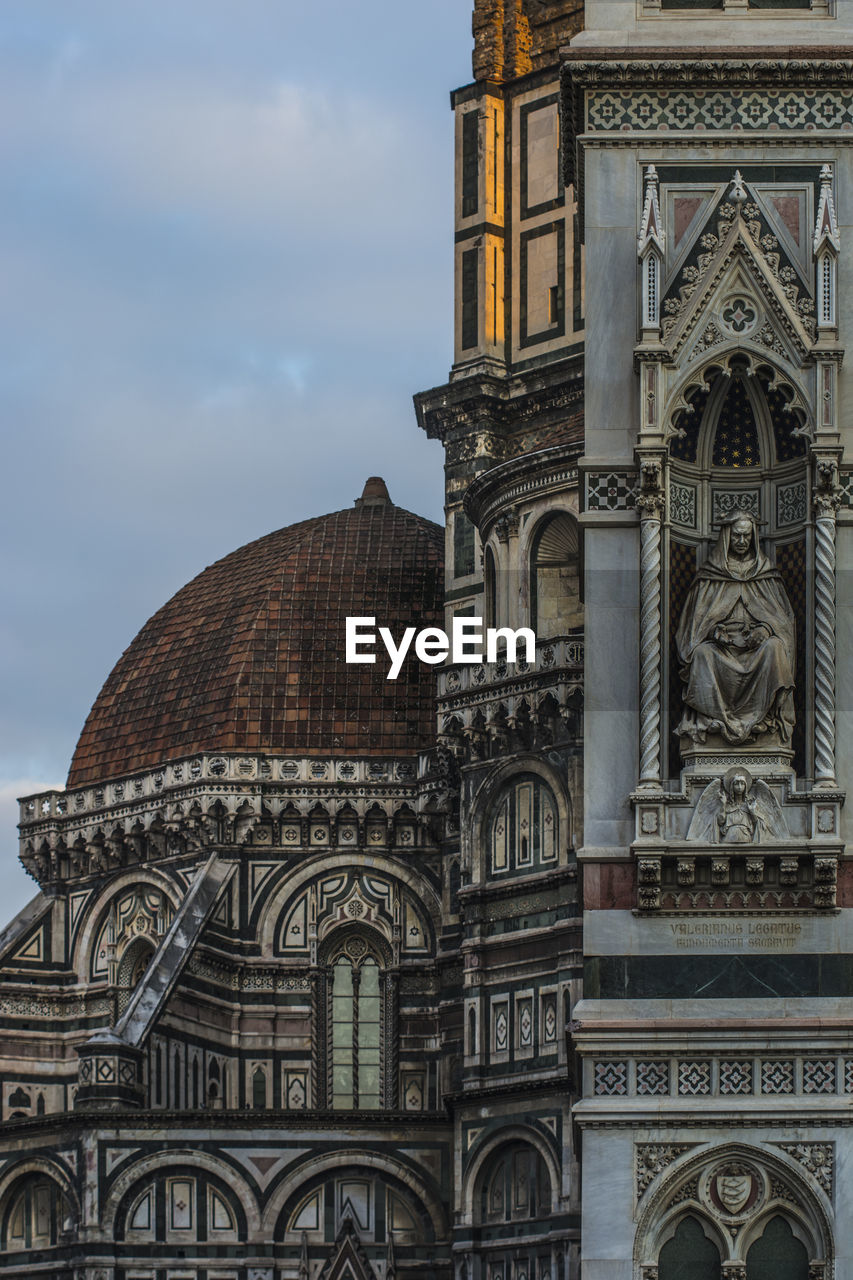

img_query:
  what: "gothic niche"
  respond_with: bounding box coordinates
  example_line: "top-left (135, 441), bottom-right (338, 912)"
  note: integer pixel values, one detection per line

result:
top-left (674, 513), bottom-right (796, 752)
top-left (667, 364), bottom-right (808, 776)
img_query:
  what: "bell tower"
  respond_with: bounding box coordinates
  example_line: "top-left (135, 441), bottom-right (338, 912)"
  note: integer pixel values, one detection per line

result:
top-left (567, 0), bottom-right (851, 1275)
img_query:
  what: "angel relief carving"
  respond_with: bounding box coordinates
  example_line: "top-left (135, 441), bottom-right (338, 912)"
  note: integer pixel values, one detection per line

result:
top-left (687, 768), bottom-right (787, 845)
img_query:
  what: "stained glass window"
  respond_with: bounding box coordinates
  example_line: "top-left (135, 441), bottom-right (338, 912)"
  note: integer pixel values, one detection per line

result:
top-left (331, 950), bottom-right (382, 1110)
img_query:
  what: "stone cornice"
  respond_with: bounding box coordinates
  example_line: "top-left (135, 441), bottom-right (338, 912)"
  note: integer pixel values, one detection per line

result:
top-left (414, 361), bottom-right (583, 442)
top-left (463, 443), bottom-right (582, 536)
top-left (561, 52), bottom-right (853, 211)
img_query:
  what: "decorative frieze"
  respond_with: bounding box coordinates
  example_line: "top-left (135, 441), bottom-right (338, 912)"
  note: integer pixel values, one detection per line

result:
top-left (668, 481), bottom-right (696, 529)
top-left (592, 1056), bottom-right (851, 1101)
top-left (635, 849), bottom-right (838, 913)
top-left (586, 89), bottom-right (853, 135)
top-left (18, 750), bottom-right (436, 890)
top-left (437, 633), bottom-right (583, 762)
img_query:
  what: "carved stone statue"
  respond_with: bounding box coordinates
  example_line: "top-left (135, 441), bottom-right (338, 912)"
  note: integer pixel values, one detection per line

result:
top-left (687, 767), bottom-right (787, 844)
top-left (675, 513), bottom-right (796, 746)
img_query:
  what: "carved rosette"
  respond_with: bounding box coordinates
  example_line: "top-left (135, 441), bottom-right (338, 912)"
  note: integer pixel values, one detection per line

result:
top-left (813, 459), bottom-right (840, 787)
top-left (637, 460), bottom-right (666, 788)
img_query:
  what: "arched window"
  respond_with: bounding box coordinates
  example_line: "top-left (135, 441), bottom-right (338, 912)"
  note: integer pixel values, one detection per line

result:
top-left (2, 1177), bottom-right (62, 1252)
top-left (252, 1067), bottom-right (267, 1110)
top-left (207, 1057), bottom-right (221, 1109)
top-left (475, 1138), bottom-right (553, 1280)
top-left (484, 545), bottom-right (497, 628)
top-left (118, 1171), bottom-right (242, 1244)
top-left (530, 513), bottom-right (580, 639)
top-left (322, 931), bottom-right (391, 1111)
top-left (658, 1215), bottom-right (721, 1280)
top-left (480, 1144), bottom-right (550, 1224)
top-left (746, 1216), bottom-right (809, 1280)
top-left (117, 936), bottom-right (155, 1014)
top-left (490, 775), bottom-right (558, 877)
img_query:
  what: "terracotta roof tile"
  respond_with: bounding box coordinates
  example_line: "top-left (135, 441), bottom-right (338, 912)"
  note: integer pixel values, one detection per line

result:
top-left (67, 491), bottom-right (444, 787)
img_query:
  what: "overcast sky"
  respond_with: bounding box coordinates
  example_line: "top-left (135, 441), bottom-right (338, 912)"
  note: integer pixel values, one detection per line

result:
top-left (0, 2), bottom-right (472, 915)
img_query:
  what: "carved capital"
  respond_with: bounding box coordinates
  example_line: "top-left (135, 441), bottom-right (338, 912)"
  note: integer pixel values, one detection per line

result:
top-left (494, 507), bottom-right (520, 541)
top-left (636, 459), bottom-right (666, 518)
top-left (813, 458), bottom-right (841, 518)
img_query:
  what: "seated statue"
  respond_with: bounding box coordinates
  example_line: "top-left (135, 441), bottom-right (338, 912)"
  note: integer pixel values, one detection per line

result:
top-left (675, 513), bottom-right (796, 746)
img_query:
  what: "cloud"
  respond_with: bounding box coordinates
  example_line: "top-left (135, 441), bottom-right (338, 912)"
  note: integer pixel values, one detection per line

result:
top-left (0, 0), bottom-right (460, 907)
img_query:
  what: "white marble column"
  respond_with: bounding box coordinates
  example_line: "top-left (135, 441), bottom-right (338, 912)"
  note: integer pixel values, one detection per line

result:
top-left (637, 463), bottom-right (665, 789)
top-left (813, 462), bottom-right (840, 788)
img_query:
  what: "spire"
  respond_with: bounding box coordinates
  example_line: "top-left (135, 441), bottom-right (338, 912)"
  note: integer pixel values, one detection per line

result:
top-left (637, 165), bottom-right (665, 258)
top-left (814, 163), bottom-right (840, 255)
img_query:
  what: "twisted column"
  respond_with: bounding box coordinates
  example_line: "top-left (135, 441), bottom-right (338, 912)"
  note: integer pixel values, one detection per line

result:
top-left (814, 497), bottom-right (838, 787)
top-left (637, 465), bottom-right (665, 788)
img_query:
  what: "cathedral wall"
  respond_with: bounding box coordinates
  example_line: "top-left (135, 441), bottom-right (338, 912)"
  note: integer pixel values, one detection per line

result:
top-left (567, 15), bottom-right (853, 1274)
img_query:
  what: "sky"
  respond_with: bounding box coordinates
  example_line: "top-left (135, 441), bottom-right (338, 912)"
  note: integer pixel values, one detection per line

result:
top-left (0, 2), bottom-right (473, 915)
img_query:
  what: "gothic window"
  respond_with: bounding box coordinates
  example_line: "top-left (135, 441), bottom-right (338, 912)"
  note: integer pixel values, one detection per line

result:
top-left (530, 513), bottom-right (580, 638)
top-left (490, 775), bottom-right (558, 876)
top-left (658, 1215), bottom-right (721, 1280)
top-left (745, 1216), bottom-right (809, 1280)
top-left (323, 932), bottom-right (392, 1110)
top-left (173, 1049), bottom-right (181, 1107)
top-left (2, 1177), bottom-right (61, 1251)
top-left (252, 1067), bottom-right (267, 1110)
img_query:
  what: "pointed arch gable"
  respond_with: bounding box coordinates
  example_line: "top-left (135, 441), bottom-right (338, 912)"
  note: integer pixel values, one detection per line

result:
top-left (257, 854), bottom-right (441, 960)
top-left (72, 866), bottom-right (184, 981)
top-left (633, 1142), bottom-right (832, 1272)
top-left (665, 348), bottom-right (812, 443)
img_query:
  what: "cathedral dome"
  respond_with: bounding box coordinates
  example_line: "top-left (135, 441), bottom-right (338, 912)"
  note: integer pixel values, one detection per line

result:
top-left (67, 480), bottom-right (444, 787)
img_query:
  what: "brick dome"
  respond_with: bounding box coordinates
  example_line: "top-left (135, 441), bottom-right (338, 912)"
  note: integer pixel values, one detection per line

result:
top-left (67, 482), bottom-right (444, 787)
